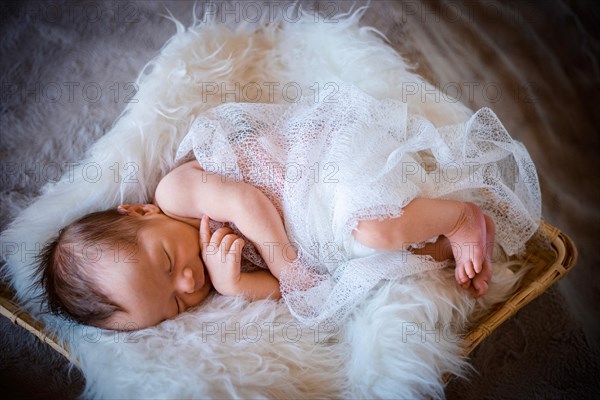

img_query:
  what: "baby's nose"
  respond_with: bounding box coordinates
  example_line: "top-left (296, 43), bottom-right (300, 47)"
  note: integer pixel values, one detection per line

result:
top-left (176, 267), bottom-right (195, 294)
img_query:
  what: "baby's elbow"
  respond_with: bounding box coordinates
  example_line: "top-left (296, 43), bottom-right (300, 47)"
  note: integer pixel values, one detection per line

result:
top-left (153, 176), bottom-right (168, 208)
top-left (238, 185), bottom-right (271, 214)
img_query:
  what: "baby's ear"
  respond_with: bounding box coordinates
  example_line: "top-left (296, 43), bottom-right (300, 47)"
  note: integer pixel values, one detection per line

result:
top-left (117, 204), bottom-right (161, 217)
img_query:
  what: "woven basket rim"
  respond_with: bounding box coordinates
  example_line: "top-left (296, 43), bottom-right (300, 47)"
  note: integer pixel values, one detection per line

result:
top-left (460, 222), bottom-right (578, 355)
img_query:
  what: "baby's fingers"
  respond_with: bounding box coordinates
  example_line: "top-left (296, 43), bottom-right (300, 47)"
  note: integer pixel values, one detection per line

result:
top-left (211, 226), bottom-right (234, 246)
top-left (230, 238), bottom-right (245, 256)
top-left (221, 234), bottom-right (243, 252)
top-left (226, 238), bottom-right (245, 269)
top-left (199, 215), bottom-right (212, 259)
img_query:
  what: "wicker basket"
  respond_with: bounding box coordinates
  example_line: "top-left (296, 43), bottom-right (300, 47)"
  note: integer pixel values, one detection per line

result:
top-left (0, 221), bottom-right (577, 366)
top-left (0, 284), bottom-right (74, 363)
top-left (460, 222), bottom-right (577, 355)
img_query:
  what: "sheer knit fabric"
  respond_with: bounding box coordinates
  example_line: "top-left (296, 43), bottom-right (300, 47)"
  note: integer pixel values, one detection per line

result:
top-left (175, 84), bottom-right (541, 326)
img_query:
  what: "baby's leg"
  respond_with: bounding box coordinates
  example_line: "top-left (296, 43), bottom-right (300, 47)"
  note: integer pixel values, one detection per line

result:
top-left (353, 199), bottom-right (493, 295)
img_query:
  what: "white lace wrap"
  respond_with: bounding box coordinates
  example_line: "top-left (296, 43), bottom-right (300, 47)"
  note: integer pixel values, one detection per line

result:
top-left (175, 84), bottom-right (541, 326)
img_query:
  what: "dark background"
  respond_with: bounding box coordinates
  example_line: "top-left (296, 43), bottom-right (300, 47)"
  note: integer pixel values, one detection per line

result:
top-left (1, 1), bottom-right (599, 398)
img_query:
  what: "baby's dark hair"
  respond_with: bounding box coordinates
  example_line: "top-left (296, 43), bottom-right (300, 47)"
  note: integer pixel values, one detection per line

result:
top-left (37, 209), bottom-right (148, 327)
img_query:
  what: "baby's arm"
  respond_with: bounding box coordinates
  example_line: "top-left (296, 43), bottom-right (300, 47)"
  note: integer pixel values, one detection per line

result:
top-left (155, 161), bottom-right (296, 280)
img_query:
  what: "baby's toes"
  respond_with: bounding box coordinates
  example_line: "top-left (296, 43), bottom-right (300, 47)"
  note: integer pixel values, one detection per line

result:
top-left (472, 244), bottom-right (486, 274)
top-left (464, 260), bottom-right (476, 279)
top-left (473, 278), bottom-right (489, 297)
top-left (455, 264), bottom-right (469, 284)
top-left (473, 254), bottom-right (483, 274)
top-left (455, 265), bottom-right (471, 290)
top-left (480, 259), bottom-right (493, 283)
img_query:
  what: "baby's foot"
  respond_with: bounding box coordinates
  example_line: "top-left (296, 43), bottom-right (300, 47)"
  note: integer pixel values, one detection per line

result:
top-left (447, 202), bottom-right (487, 287)
top-left (470, 214), bottom-right (495, 297)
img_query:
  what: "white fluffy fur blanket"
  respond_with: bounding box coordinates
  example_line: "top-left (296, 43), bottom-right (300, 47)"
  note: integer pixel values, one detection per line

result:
top-left (1, 5), bottom-right (529, 398)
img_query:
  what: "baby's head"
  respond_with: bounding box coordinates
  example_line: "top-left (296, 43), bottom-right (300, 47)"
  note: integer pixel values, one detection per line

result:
top-left (38, 204), bottom-right (212, 330)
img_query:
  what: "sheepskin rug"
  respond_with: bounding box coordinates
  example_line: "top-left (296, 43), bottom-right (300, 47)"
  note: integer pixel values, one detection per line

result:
top-left (0, 5), bottom-right (531, 399)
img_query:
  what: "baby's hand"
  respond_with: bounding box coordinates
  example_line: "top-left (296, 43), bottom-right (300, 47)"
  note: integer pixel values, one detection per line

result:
top-left (200, 215), bottom-right (245, 296)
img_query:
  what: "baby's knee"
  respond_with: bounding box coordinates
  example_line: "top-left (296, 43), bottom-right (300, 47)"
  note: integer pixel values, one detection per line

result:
top-left (352, 219), bottom-right (400, 250)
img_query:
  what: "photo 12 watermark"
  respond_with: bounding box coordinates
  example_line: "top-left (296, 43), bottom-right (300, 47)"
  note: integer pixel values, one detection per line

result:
top-left (0, 161), bottom-right (140, 186)
top-left (198, 160), bottom-right (339, 186)
top-left (1, 81), bottom-right (139, 105)
top-left (199, 81), bottom-right (340, 103)
top-left (43, 319), bottom-right (340, 345)
top-left (400, 80), bottom-right (541, 105)
top-left (194, 1), bottom-right (341, 24)
top-left (22, 1), bottom-right (141, 25)
top-left (401, 321), bottom-right (462, 344)
top-left (199, 320), bottom-right (339, 344)
top-left (397, 1), bottom-right (539, 25)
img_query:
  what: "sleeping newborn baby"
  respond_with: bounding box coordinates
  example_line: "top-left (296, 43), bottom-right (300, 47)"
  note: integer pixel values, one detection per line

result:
top-left (37, 84), bottom-right (539, 330)
top-left (38, 160), bottom-right (493, 330)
